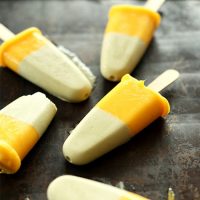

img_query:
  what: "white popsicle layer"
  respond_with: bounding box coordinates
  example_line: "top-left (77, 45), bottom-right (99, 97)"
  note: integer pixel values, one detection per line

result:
top-left (101, 33), bottom-right (146, 81)
top-left (47, 175), bottom-right (148, 200)
top-left (0, 92), bottom-right (57, 136)
top-left (18, 41), bottom-right (93, 102)
top-left (63, 107), bottom-right (131, 165)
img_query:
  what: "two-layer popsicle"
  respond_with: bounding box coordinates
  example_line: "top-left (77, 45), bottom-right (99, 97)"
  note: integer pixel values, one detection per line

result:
top-left (101, 0), bottom-right (165, 81)
top-left (0, 92), bottom-right (57, 174)
top-left (0, 25), bottom-right (95, 102)
top-left (47, 175), bottom-right (148, 200)
top-left (63, 70), bottom-right (179, 165)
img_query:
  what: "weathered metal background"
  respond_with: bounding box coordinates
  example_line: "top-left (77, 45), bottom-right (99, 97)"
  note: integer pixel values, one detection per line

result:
top-left (0, 0), bottom-right (200, 199)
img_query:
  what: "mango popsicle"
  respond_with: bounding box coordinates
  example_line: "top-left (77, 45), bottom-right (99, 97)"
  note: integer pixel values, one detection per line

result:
top-left (101, 0), bottom-right (165, 81)
top-left (63, 70), bottom-right (179, 165)
top-left (0, 92), bottom-right (57, 174)
top-left (0, 24), bottom-right (95, 102)
top-left (47, 175), bottom-right (149, 200)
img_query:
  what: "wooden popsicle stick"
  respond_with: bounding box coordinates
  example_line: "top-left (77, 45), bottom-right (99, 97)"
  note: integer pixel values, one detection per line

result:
top-left (168, 188), bottom-right (175, 200)
top-left (0, 23), bottom-right (15, 41)
top-left (147, 69), bottom-right (180, 92)
top-left (144, 0), bottom-right (166, 12)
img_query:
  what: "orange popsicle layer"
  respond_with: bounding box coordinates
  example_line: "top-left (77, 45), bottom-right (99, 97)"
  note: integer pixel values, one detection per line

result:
top-left (0, 27), bottom-right (46, 72)
top-left (97, 74), bottom-right (170, 135)
top-left (120, 192), bottom-right (149, 200)
top-left (0, 113), bottom-right (39, 173)
top-left (105, 5), bottom-right (161, 44)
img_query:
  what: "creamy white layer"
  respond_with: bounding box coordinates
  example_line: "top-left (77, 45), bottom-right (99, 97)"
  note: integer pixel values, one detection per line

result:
top-left (47, 175), bottom-right (148, 200)
top-left (0, 92), bottom-right (57, 136)
top-left (18, 42), bottom-right (92, 102)
top-left (101, 33), bottom-right (147, 81)
top-left (63, 107), bottom-right (131, 165)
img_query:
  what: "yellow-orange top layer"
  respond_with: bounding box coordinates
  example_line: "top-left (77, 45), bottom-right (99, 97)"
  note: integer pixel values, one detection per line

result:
top-left (97, 74), bottom-right (170, 135)
top-left (0, 113), bottom-right (40, 173)
top-left (0, 27), bottom-right (47, 72)
top-left (105, 5), bottom-right (161, 44)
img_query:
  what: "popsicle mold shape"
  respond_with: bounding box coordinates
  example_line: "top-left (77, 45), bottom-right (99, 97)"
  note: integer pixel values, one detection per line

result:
top-left (0, 92), bottom-right (57, 174)
top-left (47, 175), bottom-right (149, 200)
top-left (0, 26), bottom-right (95, 102)
top-left (101, 5), bottom-right (161, 81)
top-left (63, 74), bottom-right (170, 165)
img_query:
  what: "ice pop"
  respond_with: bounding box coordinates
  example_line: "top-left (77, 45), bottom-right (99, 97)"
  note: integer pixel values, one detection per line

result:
top-left (101, 0), bottom-right (166, 81)
top-left (0, 92), bottom-right (57, 174)
top-left (63, 70), bottom-right (179, 165)
top-left (47, 175), bottom-right (148, 200)
top-left (0, 24), bottom-right (95, 102)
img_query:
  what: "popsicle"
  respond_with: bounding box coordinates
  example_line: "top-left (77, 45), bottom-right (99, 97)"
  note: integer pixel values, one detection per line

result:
top-left (101, 0), bottom-right (166, 81)
top-left (47, 175), bottom-right (148, 200)
top-left (63, 70), bottom-right (179, 165)
top-left (0, 24), bottom-right (96, 102)
top-left (0, 92), bottom-right (57, 174)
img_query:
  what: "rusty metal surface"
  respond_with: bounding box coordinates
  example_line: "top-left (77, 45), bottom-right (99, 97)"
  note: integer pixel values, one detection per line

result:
top-left (0, 0), bottom-right (200, 199)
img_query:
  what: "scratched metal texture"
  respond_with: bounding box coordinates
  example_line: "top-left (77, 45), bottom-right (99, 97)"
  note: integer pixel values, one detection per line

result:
top-left (0, 0), bottom-right (200, 200)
